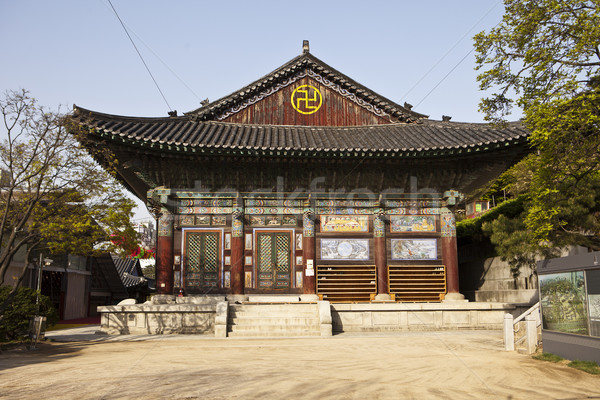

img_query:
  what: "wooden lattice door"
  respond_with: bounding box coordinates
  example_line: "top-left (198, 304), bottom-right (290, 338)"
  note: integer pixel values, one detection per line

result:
top-left (256, 231), bottom-right (292, 289)
top-left (184, 231), bottom-right (221, 289)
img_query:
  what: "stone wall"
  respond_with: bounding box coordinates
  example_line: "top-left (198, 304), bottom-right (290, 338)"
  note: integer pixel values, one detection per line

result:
top-left (98, 295), bottom-right (226, 335)
top-left (331, 303), bottom-right (516, 332)
top-left (98, 295), bottom-right (524, 336)
top-left (459, 242), bottom-right (588, 304)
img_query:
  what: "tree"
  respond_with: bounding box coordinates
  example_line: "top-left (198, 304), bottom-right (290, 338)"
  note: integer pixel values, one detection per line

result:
top-left (0, 89), bottom-right (139, 316)
top-left (473, 0), bottom-right (600, 269)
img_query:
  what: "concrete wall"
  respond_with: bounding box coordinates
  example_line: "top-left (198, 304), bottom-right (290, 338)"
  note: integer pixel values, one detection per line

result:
top-left (459, 242), bottom-right (588, 304)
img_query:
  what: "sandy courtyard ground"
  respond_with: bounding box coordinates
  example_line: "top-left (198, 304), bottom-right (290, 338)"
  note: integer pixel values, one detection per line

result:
top-left (0, 328), bottom-right (598, 400)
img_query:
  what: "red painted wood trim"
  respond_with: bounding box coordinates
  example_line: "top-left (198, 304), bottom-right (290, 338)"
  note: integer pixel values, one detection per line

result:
top-left (303, 235), bottom-right (316, 295)
top-left (374, 236), bottom-right (388, 294)
top-left (442, 236), bottom-right (459, 294)
top-left (230, 236), bottom-right (244, 295)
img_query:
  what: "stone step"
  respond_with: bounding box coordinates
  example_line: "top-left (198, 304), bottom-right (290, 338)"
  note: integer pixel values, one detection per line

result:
top-left (225, 302), bottom-right (323, 337)
top-left (246, 295), bottom-right (301, 303)
top-left (227, 330), bottom-right (321, 337)
top-left (228, 317), bottom-right (320, 326)
top-left (230, 303), bottom-right (317, 310)
top-left (228, 324), bottom-right (320, 333)
top-left (229, 310), bottom-right (317, 318)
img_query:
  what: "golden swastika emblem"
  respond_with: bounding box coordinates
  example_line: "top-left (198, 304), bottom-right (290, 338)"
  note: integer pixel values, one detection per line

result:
top-left (291, 85), bottom-right (322, 115)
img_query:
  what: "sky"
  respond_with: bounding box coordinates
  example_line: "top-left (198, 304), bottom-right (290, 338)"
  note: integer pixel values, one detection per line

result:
top-left (0, 0), bottom-right (518, 220)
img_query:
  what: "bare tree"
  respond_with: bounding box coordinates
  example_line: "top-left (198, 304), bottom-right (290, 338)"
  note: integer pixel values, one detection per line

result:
top-left (0, 89), bottom-right (138, 316)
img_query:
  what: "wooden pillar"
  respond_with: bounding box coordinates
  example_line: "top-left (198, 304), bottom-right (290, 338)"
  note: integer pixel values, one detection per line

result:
top-left (374, 214), bottom-right (389, 296)
top-left (374, 213), bottom-right (391, 301)
top-left (156, 207), bottom-right (174, 295)
top-left (441, 209), bottom-right (465, 301)
top-left (302, 209), bottom-right (316, 295)
top-left (230, 208), bottom-right (245, 295)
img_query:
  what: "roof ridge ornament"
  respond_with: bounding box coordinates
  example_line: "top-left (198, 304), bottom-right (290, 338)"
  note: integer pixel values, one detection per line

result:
top-left (302, 40), bottom-right (310, 54)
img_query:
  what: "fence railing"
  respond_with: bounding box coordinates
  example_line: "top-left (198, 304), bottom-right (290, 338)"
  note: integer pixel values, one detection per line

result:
top-left (504, 302), bottom-right (541, 353)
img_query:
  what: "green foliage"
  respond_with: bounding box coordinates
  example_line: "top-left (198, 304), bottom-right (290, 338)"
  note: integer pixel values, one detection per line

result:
top-left (456, 196), bottom-right (525, 239)
top-left (0, 286), bottom-right (58, 341)
top-left (483, 214), bottom-right (544, 278)
top-left (473, 1), bottom-right (600, 271)
top-left (568, 360), bottom-right (600, 374)
top-left (533, 353), bottom-right (600, 374)
top-left (1, 89), bottom-right (140, 291)
top-left (142, 264), bottom-right (155, 279)
top-left (524, 89), bottom-right (600, 249)
top-left (474, 0), bottom-right (600, 122)
top-left (532, 352), bottom-right (564, 363)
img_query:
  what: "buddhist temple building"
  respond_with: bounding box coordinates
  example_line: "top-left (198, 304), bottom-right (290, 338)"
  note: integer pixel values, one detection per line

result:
top-left (71, 41), bottom-right (529, 303)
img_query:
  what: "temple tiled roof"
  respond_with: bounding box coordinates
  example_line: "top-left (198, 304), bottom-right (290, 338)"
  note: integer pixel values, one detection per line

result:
top-left (185, 51), bottom-right (427, 123)
top-left (73, 106), bottom-right (529, 158)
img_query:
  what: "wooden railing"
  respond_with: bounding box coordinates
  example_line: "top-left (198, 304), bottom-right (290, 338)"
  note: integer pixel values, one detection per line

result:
top-left (388, 265), bottom-right (446, 302)
top-left (316, 264), bottom-right (377, 302)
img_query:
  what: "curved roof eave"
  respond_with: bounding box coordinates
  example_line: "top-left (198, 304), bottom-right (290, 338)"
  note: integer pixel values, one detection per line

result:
top-left (71, 105), bottom-right (530, 159)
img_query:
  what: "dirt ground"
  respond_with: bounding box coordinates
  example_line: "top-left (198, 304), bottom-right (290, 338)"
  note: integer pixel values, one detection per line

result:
top-left (0, 328), bottom-right (598, 400)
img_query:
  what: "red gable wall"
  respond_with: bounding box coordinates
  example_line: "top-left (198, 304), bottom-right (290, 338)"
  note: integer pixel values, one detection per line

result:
top-left (219, 77), bottom-right (393, 126)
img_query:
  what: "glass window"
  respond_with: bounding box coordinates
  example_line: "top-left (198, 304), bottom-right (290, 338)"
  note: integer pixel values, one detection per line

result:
top-left (586, 269), bottom-right (600, 337)
top-left (539, 271), bottom-right (588, 335)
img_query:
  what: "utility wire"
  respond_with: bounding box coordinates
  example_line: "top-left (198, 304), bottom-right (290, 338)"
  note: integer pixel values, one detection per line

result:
top-left (128, 33), bottom-right (202, 103)
top-left (404, 1), bottom-right (501, 106)
top-left (107, 0), bottom-right (173, 112)
top-left (415, 49), bottom-right (475, 108)
top-left (100, 0), bottom-right (202, 103)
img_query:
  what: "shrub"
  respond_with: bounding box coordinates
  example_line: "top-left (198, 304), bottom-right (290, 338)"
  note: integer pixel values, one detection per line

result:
top-left (0, 286), bottom-right (58, 341)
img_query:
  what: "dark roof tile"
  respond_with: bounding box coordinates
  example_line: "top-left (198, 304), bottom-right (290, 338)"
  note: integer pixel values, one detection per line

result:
top-left (72, 106), bottom-right (529, 157)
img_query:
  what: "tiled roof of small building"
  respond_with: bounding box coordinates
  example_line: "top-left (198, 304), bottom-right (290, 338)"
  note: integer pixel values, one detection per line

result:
top-left (111, 255), bottom-right (147, 289)
top-left (73, 106), bottom-right (529, 158)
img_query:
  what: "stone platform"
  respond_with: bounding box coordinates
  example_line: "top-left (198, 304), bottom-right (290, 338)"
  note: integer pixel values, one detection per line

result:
top-left (331, 302), bottom-right (516, 332)
top-left (97, 295), bottom-right (519, 337)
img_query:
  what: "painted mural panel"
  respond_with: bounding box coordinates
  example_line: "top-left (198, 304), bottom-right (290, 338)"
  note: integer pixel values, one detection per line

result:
top-left (539, 271), bottom-right (588, 335)
top-left (250, 216), bottom-right (266, 226)
top-left (321, 239), bottom-right (369, 261)
top-left (196, 215), bottom-right (210, 225)
top-left (391, 239), bottom-right (437, 260)
top-left (390, 216), bottom-right (436, 232)
top-left (179, 215), bottom-right (195, 226)
top-left (212, 216), bottom-right (226, 225)
top-left (320, 215), bottom-right (369, 232)
top-left (282, 215), bottom-right (296, 226)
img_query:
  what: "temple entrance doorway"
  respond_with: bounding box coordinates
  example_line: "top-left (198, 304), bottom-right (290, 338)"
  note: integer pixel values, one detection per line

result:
top-left (255, 230), bottom-right (293, 289)
top-left (183, 230), bottom-right (222, 291)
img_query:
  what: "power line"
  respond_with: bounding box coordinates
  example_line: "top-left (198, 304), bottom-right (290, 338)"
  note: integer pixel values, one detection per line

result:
top-left (100, 0), bottom-right (202, 103)
top-left (415, 49), bottom-right (475, 108)
top-left (404, 1), bottom-right (501, 106)
top-left (107, 0), bottom-right (173, 112)
top-left (127, 32), bottom-right (202, 103)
